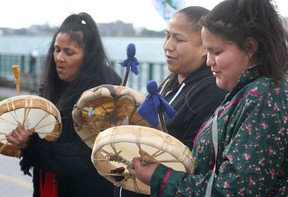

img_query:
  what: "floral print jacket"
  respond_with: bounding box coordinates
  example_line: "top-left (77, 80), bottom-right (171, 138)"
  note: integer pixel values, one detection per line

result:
top-left (150, 65), bottom-right (288, 196)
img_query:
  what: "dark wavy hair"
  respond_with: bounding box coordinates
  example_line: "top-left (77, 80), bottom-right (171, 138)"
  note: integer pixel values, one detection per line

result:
top-left (201, 0), bottom-right (288, 82)
top-left (40, 12), bottom-right (121, 110)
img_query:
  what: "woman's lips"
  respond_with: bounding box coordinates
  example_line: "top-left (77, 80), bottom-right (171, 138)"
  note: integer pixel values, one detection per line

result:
top-left (212, 70), bottom-right (221, 77)
top-left (56, 66), bottom-right (65, 74)
top-left (166, 55), bottom-right (176, 63)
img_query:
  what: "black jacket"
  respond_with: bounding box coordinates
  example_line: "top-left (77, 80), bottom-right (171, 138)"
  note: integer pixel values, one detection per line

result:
top-left (162, 64), bottom-right (227, 149)
top-left (20, 66), bottom-right (121, 197)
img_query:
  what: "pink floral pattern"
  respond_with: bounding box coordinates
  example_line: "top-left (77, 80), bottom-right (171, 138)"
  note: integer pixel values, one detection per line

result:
top-left (151, 65), bottom-right (288, 196)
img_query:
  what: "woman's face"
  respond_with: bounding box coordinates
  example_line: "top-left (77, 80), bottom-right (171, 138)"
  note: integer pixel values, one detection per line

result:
top-left (53, 32), bottom-right (85, 82)
top-left (164, 13), bottom-right (207, 78)
top-left (201, 27), bottom-right (254, 91)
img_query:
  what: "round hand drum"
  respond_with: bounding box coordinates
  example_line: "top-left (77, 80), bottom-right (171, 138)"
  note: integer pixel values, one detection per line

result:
top-left (72, 85), bottom-right (154, 149)
top-left (91, 125), bottom-right (196, 195)
top-left (0, 95), bottom-right (62, 157)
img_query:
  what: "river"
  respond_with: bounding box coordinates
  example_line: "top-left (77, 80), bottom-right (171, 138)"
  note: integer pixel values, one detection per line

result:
top-left (0, 35), bottom-right (166, 62)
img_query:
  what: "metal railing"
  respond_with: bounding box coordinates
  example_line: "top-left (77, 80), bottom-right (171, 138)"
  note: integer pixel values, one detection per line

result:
top-left (0, 53), bottom-right (169, 94)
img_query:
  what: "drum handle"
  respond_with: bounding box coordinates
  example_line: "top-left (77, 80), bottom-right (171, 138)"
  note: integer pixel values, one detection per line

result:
top-left (11, 64), bottom-right (21, 95)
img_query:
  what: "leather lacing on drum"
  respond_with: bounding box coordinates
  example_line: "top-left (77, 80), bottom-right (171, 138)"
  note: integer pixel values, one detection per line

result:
top-left (0, 96), bottom-right (61, 157)
top-left (94, 142), bottom-right (182, 194)
top-left (0, 108), bottom-right (59, 155)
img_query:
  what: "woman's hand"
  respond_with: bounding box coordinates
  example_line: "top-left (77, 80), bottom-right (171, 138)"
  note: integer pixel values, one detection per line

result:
top-left (6, 127), bottom-right (34, 149)
top-left (127, 157), bottom-right (159, 186)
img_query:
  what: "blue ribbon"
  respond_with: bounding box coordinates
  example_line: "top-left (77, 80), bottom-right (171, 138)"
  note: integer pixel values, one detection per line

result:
top-left (118, 43), bottom-right (139, 75)
top-left (137, 80), bottom-right (175, 128)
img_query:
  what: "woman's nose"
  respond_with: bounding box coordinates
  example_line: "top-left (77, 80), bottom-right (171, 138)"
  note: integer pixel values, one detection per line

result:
top-left (206, 53), bottom-right (215, 67)
top-left (164, 39), bottom-right (175, 52)
top-left (56, 52), bottom-right (64, 61)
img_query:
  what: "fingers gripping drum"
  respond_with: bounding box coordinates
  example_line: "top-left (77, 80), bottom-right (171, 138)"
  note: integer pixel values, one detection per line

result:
top-left (91, 125), bottom-right (196, 195)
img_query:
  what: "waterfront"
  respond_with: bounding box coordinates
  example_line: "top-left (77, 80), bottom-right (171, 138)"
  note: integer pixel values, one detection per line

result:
top-left (0, 35), bottom-right (166, 62)
top-left (0, 36), bottom-right (169, 93)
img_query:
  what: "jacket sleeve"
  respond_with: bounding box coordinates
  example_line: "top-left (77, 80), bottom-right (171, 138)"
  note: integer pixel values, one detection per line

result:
top-left (150, 164), bottom-right (184, 197)
top-left (150, 164), bottom-right (212, 197)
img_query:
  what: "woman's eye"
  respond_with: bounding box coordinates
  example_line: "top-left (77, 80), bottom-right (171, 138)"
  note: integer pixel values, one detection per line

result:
top-left (66, 50), bottom-right (74, 56)
top-left (210, 50), bottom-right (221, 56)
top-left (214, 51), bottom-right (221, 55)
top-left (176, 38), bottom-right (183, 42)
top-left (54, 47), bottom-right (60, 53)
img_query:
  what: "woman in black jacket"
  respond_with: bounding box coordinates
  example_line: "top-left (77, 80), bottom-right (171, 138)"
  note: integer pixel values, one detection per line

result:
top-left (158, 6), bottom-right (227, 150)
top-left (114, 6), bottom-right (227, 197)
top-left (7, 12), bottom-right (121, 197)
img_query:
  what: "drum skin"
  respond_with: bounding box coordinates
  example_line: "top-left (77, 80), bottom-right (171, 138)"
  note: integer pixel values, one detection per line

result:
top-left (0, 95), bottom-right (62, 157)
top-left (91, 125), bottom-right (196, 195)
top-left (72, 85), bottom-right (155, 149)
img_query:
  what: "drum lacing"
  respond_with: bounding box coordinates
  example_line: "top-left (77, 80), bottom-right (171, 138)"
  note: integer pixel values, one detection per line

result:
top-left (100, 144), bottom-right (147, 194)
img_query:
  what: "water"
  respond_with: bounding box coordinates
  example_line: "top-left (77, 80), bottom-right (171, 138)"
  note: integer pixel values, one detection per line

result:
top-left (0, 35), bottom-right (169, 93)
top-left (0, 35), bottom-right (166, 62)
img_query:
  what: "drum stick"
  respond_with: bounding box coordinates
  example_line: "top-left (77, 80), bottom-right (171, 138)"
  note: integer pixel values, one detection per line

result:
top-left (11, 64), bottom-right (20, 95)
top-left (122, 67), bottom-right (130, 86)
top-left (158, 111), bottom-right (169, 133)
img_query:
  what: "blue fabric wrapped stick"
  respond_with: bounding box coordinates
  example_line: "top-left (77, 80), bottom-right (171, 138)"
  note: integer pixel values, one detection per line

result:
top-left (137, 80), bottom-right (176, 129)
top-left (119, 43), bottom-right (139, 86)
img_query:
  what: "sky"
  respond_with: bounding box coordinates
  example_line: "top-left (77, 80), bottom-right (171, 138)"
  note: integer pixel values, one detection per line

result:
top-left (1, 0), bottom-right (287, 31)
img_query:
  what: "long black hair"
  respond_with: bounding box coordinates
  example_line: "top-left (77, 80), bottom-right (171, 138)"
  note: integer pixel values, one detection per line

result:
top-left (40, 12), bottom-right (121, 111)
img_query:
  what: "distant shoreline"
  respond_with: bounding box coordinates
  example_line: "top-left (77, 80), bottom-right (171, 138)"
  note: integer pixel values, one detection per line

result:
top-left (0, 20), bottom-right (165, 37)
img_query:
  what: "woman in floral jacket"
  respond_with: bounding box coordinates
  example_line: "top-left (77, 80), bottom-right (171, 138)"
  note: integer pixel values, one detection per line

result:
top-left (128, 0), bottom-right (288, 196)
